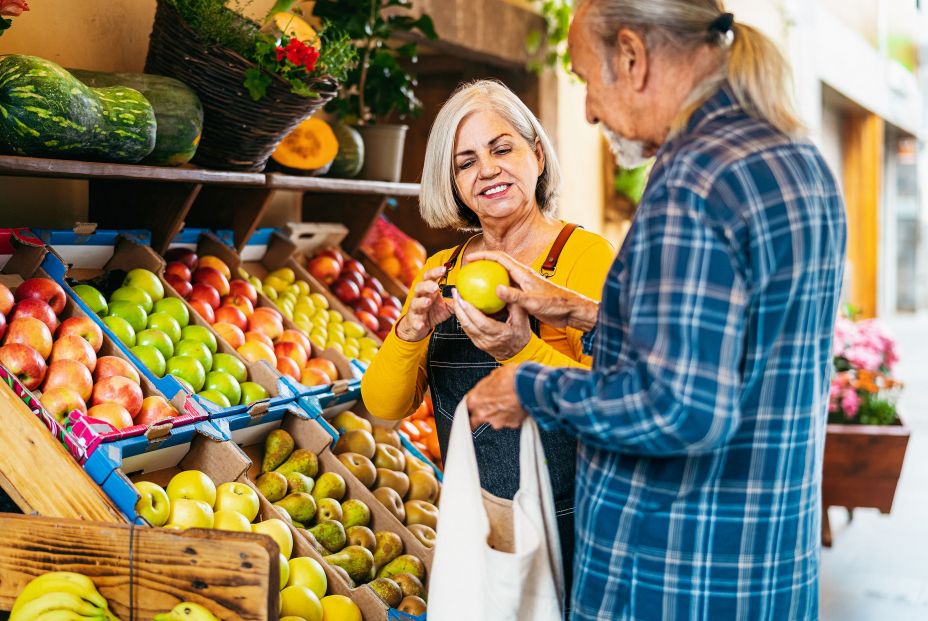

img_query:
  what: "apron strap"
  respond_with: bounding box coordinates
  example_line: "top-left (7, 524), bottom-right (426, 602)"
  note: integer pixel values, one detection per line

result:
top-left (540, 223), bottom-right (579, 278)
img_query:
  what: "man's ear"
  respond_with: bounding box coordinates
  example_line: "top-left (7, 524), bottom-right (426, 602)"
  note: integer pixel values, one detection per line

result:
top-left (616, 27), bottom-right (649, 91)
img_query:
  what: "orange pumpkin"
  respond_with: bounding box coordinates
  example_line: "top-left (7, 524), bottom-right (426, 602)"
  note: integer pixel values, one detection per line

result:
top-left (271, 117), bottom-right (339, 174)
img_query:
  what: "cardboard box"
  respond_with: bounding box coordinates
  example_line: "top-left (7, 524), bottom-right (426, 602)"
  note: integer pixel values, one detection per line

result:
top-left (32, 225), bottom-right (151, 269)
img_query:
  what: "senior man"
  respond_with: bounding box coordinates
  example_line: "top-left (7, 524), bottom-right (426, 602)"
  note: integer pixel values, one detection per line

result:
top-left (458, 1), bottom-right (847, 619)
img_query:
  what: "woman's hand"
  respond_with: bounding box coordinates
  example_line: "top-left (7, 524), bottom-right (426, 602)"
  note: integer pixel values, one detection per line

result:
top-left (468, 250), bottom-right (599, 331)
top-left (395, 266), bottom-right (454, 342)
top-left (452, 288), bottom-right (532, 360)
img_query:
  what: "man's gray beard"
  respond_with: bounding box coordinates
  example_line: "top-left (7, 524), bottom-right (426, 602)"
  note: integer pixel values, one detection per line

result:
top-left (603, 126), bottom-right (649, 169)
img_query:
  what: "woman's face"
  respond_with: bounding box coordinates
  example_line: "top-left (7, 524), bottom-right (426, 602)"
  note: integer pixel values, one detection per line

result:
top-left (453, 110), bottom-right (545, 223)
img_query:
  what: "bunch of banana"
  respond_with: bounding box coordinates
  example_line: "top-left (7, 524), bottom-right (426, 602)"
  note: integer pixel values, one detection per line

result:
top-left (10, 572), bottom-right (120, 621)
top-left (152, 602), bottom-right (220, 621)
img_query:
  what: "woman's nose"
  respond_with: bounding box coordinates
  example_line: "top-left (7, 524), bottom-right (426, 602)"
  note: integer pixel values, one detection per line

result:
top-left (478, 159), bottom-right (500, 178)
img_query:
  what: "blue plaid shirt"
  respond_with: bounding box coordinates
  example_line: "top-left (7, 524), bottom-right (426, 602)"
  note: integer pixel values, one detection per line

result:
top-left (516, 85), bottom-right (847, 620)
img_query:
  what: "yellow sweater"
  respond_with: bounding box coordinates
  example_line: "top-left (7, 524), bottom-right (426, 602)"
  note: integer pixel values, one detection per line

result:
top-left (361, 226), bottom-right (615, 421)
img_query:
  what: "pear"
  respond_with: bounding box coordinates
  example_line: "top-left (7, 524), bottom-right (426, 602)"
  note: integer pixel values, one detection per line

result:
top-left (372, 530), bottom-right (404, 570)
top-left (404, 499), bottom-right (438, 529)
top-left (345, 525), bottom-right (376, 552)
top-left (324, 545), bottom-right (375, 584)
top-left (399, 595), bottom-right (427, 615)
top-left (311, 472), bottom-right (346, 502)
top-left (406, 470), bottom-right (439, 503)
top-left (372, 425), bottom-right (402, 449)
top-left (275, 449), bottom-right (319, 478)
top-left (374, 468), bottom-right (410, 498)
top-left (368, 577), bottom-right (403, 608)
top-left (408, 523), bottom-right (437, 549)
top-left (393, 572), bottom-right (426, 599)
top-left (308, 519), bottom-right (347, 554)
top-left (286, 472), bottom-right (314, 495)
top-left (329, 563), bottom-right (356, 588)
top-left (262, 429), bottom-right (295, 473)
top-left (314, 497), bottom-right (343, 523)
top-left (332, 411), bottom-right (372, 434)
top-left (340, 498), bottom-right (371, 529)
top-left (377, 554), bottom-right (425, 582)
top-left (299, 528), bottom-right (331, 557)
top-left (373, 487), bottom-right (405, 523)
top-left (274, 492), bottom-right (317, 523)
top-left (256, 471), bottom-right (288, 502)
top-left (333, 429), bottom-right (376, 459)
top-left (373, 443), bottom-right (406, 472)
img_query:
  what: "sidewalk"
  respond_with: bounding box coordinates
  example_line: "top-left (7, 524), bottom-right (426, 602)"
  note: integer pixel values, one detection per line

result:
top-left (820, 313), bottom-right (928, 620)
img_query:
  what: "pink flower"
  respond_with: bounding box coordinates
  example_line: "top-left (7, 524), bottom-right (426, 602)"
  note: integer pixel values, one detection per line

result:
top-left (845, 346), bottom-right (883, 373)
top-left (841, 387), bottom-right (860, 418)
top-left (0, 0), bottom-right (28, 17)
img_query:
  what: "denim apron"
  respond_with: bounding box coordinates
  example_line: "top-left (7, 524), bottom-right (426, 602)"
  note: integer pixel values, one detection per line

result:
top-left (425, 226), bottom-right (579, 612)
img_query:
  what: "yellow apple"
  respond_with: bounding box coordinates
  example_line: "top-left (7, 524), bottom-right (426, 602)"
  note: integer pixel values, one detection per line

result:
top-left (166, 498), bottom-right (214, 530)
top-left (253, 518), bottom-right (294, 559)
top-left (280, 585), bottom-right (322, 621)
top-left (279, 553), bottom-right (290, 591)
top-left (213, 509), bottom-right (252, 532)
top-left (166, 470), bottom-right (217, 506)
top-left (320, 595), bottom-right (361, 621)
top-left (287, 557), bottom-right (327, 598)
top-left (214, 481), bottom-right (260, 522)
top-left (134, 481), bottom-right (170, 526)
top-left (457, 259), bottom-right (510, 314)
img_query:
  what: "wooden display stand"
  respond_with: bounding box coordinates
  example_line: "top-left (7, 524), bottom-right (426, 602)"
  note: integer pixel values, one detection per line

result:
top-left (0, 514), bottom-right (277, 621)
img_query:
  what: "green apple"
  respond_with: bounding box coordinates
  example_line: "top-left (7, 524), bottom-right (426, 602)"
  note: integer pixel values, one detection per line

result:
top-left (181, 325), bottom-right (217, 354)
top-left (309, 293), bottom-right (328, 311)
top-left (147, 311), bottom-right (182, 345)
top-left (136, 329), bottom-right (174, 359)
top-left (327, 323), bottom-right (345, 337)
top-left (343, 322), bottom-right (365, 339)
top-left (131, 344), bottom-right (167, 377)
top-left (108, 300), bottom-right (148, 333)
top-left (111, 286), bottom-right (153, 313)
top-left (327, 310), bottom-right (343, 324)
top-left (280, 585), bottom-right (322, 621)
top-left (212, 353), bottom-right (247, 383)
top-left (134, 481), bottom-right (170, 526)
top-left (166, 356), bottom-right (206, 392)
top-left (214, 481), bottom-right (260, 522)
top-left (252, 518), bottom-right (293, 559)
top-left (73, 284), bottom-right (108, 316)
top-left (124, 268), bottom-right (164, 302)
top-left (103, 315), bottom-right (136, 347)
top-left (287, 557), bottom-right (327, 597)
top-left (153, 297), bottom-right (190, 328)
top-left (175, 377), bottom-right (195, 393)
top-left (166, 469), bottom-right (217, 505)
top-left (213, 509), bottom-right (252, 532)
top-left (165, 498), bottom-right (213, 530)
top-left (239, 381), bottom-right (269, 405)
top-left (174, 339), bottom-right (213, 373)
top-left (343, 343), bottom-right (360, 359)
top-left (358, 337), bottom-right (378, 350)
top-left (204, 370), bottom-right (242, 406)
top-left (197, 389), bottom-right (231, 409)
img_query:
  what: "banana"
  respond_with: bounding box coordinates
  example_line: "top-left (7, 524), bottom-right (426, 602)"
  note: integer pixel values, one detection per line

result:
top-left (31, 611), bottom-right (108, 621)
top-left (152, 603), bottom-right (220, 621)
top-left (12, 573), bottom-right (109, 615)
top-left (9, 592), bottom-right (106, 621)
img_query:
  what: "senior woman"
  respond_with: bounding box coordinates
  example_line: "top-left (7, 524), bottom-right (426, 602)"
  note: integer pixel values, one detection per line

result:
top-left (361, 80), bottom-right (614, 598)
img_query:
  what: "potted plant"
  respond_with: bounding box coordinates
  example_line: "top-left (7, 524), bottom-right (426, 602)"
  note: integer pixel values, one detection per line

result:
top-left (821, 310), bottom-right (910, 546)
top-left (312, 0), bottom-right (437, 182)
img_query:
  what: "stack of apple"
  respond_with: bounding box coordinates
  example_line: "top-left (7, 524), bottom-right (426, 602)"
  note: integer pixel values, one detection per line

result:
top-left (133, 472), bottom-right (361, 621)
top-left (254, 425), bottom-right (428, 614)
top-left (396, 396), bottom-right (441, 470)
top-left (360, 216), bottom-right (428, 288)
top-left (307, 249), bottom-right (402, 342)
top-left (257, 265), bottom-right (380, 365)
top-left (0, 278), bottom-right (181, 431)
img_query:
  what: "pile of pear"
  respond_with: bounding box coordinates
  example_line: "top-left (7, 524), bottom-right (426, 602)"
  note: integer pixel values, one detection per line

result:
top-left (255, 425), bottom-right (428, 613)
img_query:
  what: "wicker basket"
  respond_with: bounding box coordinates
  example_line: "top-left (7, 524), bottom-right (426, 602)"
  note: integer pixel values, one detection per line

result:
top-left (145, 0), bottom-right (337, 172)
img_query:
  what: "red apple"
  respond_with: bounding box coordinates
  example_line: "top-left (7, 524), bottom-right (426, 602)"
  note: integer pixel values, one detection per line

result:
top-left (247, 312), bottom-right (283, 341)
top-left (307, 256), bottom-right (341, 285)
top-left (354, 310), bottom-right (380, 334)
top-left (377, 306), bottom-right (402, 322)
top-left (190, 283), bottom-right (221, 310)
top-left (0, 282), bottom-right (14, 315)
top-left (57, 316), bottom-right (104, 353)
top-left (251, 306), bottom-right (283, 323)
top-left (11, 299), bottom-right (58, 333)
top-left (279, 329), bottom-right (312, 355)
top-left (220, 294), bottom-right (254, 318)
top-left (188, 298), bottom-right (215, 324)
top-left (316, 248), bottom-right (345, 272)
top-left (332, 278), bottom-right (360, 304)
top-left (86, 402), bottom-right (134, 431)
top-left (14, 278), bottom-right (66, 315)
top-left (351, 297), bottom-right (379, 317)
top-left (44, 358), bottom-right (94, 401)
top-left (383, 295), bottom-right (403, 311)
top-left (343, 259), bottom-right (366, 276)
top-left (50, 335), bottom-right (97, 373)
top-left (360, 287), bottom-right (383, 309)
top-left (94, 356), bottom-right (141, 384)
top-left (0, 313), bottom-right (6, 341)
top-left (198, 256), bottom-right (232, 280)
top-left (376, 329), bottom-right (390, 341)
top-left (244, 330), bottom-right (275, 350)
top-left (304, 357), bottom-right (338, 383)
top-left (300, 367), bottom-right (330, 387)
top-left (92, 375), bottom-right (144, 417)
top-left (193, 267), bottom-right (230, 297)
top-left (274, 341), bottom-right (308, 368)
top-left (376, 315), bottom-right (394, 333)
top-left (213, 322), bottom-right (245, 349)
top-left (338, 270), bottom-right (365, 291)
top-left (165, 261), bottom-right (192, 282)
top-left (214, 305), bottom-right (248, 332)
top-left (237, 341), bottom-right (276, 366)
top-left (228, 279), bottom-right (258, 305)
top-left (5, 317), bottom-right (53, 359)
top-left (364, 276), bottom-right (387, 298)
top-left (40, 387), bottom-right (87, 423)
top-left (0, 343), bottom-right (47, 390)
top-left (164, 247), bottom-right (198, 270)
top-left (136, 395), bottom-right (178, 425)
top-left (276, 356), bottom-right (301, 382)
top-left (165, 273), bottom-right (193, 298)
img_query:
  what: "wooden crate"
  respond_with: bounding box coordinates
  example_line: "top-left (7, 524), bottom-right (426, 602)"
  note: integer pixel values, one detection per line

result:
top-left (0, 513), bottom-right (277, 621)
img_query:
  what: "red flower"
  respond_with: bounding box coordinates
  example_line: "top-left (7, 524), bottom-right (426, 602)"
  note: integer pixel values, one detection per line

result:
top-left (302, 46), bottom-right (319, 73)
top-left (275, 46), bottom-right (287, 62)
top-left (277, 37), bottom-right (319, 73)
top-left (1, 0), bottom-right (28, 17)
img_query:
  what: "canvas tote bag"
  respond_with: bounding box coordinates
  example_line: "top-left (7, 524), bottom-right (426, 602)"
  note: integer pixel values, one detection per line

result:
top-left (428, 400), bottom-right (565, 620)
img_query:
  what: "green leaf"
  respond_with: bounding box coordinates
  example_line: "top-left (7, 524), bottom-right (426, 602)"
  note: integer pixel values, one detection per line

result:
top-left (414, 15), bottom-right (438, 39)
top-left (525, 30), bottom-right (542, 55)
top-left (266, 0), bottom-right (297, 17)
top-left (243, 68), bottom-right (272, 101)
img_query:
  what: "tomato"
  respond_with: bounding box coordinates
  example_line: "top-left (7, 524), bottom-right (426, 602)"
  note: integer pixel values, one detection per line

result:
top-left (414, 418), bottom-right (434, 436)
top-left (412, 440), bottom-right (430, 457)
top-left (425, 431), bottom-right (441, 460)
top-left (399, 420), bottom-right (421, 441)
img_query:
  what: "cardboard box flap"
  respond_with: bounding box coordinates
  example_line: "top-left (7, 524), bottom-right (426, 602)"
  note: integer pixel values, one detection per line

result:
top-left (103, 236), bottom-right (165, 274)
top-left (3, 241), bottom-right (47, 279)
top-left (285, 223), bottom-right (349, 255)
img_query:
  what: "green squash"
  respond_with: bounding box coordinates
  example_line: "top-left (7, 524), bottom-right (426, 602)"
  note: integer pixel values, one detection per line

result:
top-left (70, 69), bottom-right (203, 166)
top-left (326, 123), bottom-right (364, 178)
top-left (0, 55), bottom-right (156, 163)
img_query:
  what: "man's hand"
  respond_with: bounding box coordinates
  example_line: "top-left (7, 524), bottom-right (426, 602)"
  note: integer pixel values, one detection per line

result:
top-left (468, 250), bottom-right (599, 332)
top-left (466, 364), bottom-right (527, 430)
top-left (452, 288), bottom-right (531, 360)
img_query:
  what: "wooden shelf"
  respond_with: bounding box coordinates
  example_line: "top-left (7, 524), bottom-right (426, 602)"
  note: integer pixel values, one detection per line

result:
top-left (266, 172), bottom-right (420, 197)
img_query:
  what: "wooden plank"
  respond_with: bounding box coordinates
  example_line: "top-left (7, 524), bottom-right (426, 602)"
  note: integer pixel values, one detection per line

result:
top-left (0, 380), bottom-right (125, 523)
top-left (266, 173), bottom-right (420, 197)
top-left (88, 180), bottom-right (202, 255)
top-left (0, 514), bottom-right (277, 621)
top-left (301, 194), bottom-right (389, 254)
top-left (184, 187), bottom-right (276, 251)
top-left (822, 423), bottom-right (910, 513)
